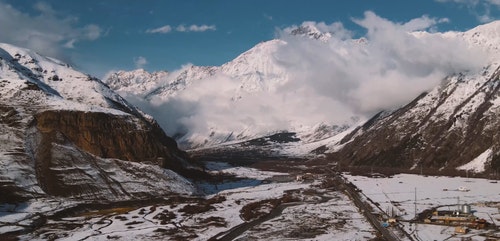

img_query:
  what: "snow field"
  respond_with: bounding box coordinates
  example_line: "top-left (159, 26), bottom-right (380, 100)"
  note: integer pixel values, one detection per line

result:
top-left (346, 173), bottom-right (500, 240)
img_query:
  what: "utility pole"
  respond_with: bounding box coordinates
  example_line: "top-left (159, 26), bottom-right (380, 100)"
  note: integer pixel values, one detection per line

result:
top-left (414, 187), bottom-right (417, 220)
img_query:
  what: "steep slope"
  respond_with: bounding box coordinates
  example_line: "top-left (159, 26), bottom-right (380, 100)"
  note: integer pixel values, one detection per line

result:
top-left (331, 22), bottom-right (500, 173)
top-left (0, 43), bottom-right (196, 203)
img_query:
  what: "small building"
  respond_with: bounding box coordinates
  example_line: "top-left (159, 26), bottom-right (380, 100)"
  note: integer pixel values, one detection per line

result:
top-left (387, 218), bottom-right (397, 225)
top-left (455, 226), bottom-right (469, 234)
top-left (296, 173), bottom-right (315, 182)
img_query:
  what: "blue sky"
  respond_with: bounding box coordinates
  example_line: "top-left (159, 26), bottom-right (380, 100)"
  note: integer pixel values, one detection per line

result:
top-left (0, 0), bottom-right (499, 77)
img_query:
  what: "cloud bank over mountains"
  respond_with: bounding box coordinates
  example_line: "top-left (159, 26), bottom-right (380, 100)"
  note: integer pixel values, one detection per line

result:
top-left (276, 12), bottom-right (486, 116)
top-left (119, 11), bottom-right (488, 146)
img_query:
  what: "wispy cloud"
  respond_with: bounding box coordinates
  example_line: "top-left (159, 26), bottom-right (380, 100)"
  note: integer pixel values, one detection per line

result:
top-left (147, 24), bottom-right (216, 34)
top-left (176, 24), bottom-right (216, 32)
top-left (134, 56), bottom-right (148, 69)
top-left (436, 0), bottom-right (500, 6)
top-left (436, 0), bottom-right (499, 23)
top-left (146, 25), bottom-right (172, 34)
top-left (0, 1), bottom-right (102, 60)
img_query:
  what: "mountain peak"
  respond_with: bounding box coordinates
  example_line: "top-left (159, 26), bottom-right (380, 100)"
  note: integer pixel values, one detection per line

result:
top-left (289, 22), bottom-right (332, 42)
top-left (469, 20), bottom-right (500, 33)
top-left (105, 68), bottom-right (168, 95)
top-left (460, 20), bottom-right (500, 54)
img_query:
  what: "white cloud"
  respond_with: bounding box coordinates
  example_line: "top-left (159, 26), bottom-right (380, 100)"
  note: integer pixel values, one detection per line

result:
top-left (148, 24), bottom-right (216, 34)
top-left (0, 1), bottom-right (102, 60)
top-left (146, 25), bottom-right (172, 34)
top-left (278, 11), bottom-right (486, 115)
top-left (185, 24), bottom-right (216, 32)
top-left (134, 56), bottom-right (148, 69)
top-left (83, 24), bottom-right (102, 40)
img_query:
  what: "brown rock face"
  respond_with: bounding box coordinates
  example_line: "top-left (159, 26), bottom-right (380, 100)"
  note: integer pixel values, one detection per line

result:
top-left (33, 110), bottom-right (189, 172)
top-left (27, 110), bottom-right (201, 199)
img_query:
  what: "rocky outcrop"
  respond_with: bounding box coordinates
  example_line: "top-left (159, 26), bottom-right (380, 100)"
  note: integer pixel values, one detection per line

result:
top-left (28, 110), bottom-right (200, 198)
top-left (33, 110), bottom-right (186, 169)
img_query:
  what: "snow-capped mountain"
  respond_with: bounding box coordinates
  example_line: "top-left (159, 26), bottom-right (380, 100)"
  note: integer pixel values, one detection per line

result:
top-left (106, 26), bottom-right (358, 150)
top-left (331, 21), bottom-right (500, 174)
top-left (0, 43), bottom-right (197, 204)
top-left (111, 40), bottom-right (288, 101)
top-left (289, 22), bottom-right (333, 42)
top-left (106, 68), bottom-right (168, 96)
top-left (106, 21), bottom-right (500, 165)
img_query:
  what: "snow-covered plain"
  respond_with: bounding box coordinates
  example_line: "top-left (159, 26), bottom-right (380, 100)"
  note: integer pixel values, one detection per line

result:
top-left (16, 165), bottom-right (375, 241)
top-left (346, 173), bottom-right (500, 240)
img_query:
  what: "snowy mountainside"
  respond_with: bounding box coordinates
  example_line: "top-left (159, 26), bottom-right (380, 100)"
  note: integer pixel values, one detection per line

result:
top-left (0, 42), bottom-right (197, 204)
top-left (332, 21), bottom-right (500, 173)
top-left (106, 68), bottom-right (168, 96)
top-left (219, 40), bottom-right (289, 96)
top-left (109, 40), bottom-right (288, 101)
top-left (144, 65), bottom-right (218, 100)
top-left (0, 43), bottom-right (136, 113)
top-left (459, 21), bottom-right (500, 54)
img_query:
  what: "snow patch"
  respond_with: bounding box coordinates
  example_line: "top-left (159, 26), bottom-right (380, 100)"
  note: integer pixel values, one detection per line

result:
top-left (457, 148), bottom-right (492, 173)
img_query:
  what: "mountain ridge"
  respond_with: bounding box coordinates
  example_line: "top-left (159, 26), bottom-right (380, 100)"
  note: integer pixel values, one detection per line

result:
top-left (105, 21), bottom-right (499, 151)
top-left (105, 27), bottom-right (358, 150)
top-left (331, 61), bottom-right (500, 173)
top-left (0, 42), bottom-right (198, 203)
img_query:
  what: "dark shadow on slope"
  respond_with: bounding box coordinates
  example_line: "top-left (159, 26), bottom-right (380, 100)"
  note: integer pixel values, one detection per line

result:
top-left (243, 132), bottom-right (300, 146)
top-left (196, 178), bottom-right (263, 195)
top-left (0, 48), bottom-right (61, 97)
top-left (193, 168), bottom-right (263, 195)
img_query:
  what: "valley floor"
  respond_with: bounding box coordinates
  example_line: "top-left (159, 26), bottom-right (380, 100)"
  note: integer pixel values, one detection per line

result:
top-left (3, 162), bottom-right (375, 241)
top-left (1, 159), bottom-right (499, 241)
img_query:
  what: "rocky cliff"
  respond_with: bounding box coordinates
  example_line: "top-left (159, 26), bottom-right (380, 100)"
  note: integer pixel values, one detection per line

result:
top-left (33, 110), bottom-right (186, 170)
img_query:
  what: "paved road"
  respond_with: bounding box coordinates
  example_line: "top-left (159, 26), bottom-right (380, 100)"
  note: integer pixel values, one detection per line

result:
top-left (337, 175), bottom-right (401, 241)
